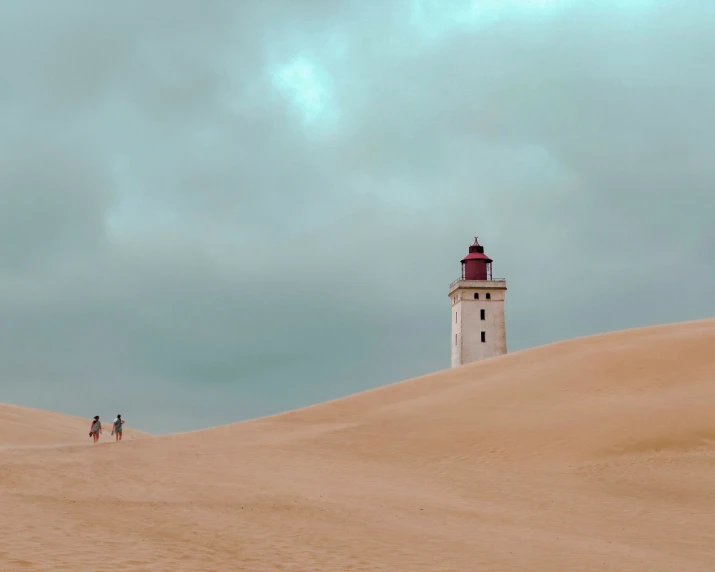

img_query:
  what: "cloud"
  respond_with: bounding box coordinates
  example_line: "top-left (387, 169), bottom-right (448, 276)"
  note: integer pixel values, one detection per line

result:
top-left (0, 0), bottom-right (712, 432)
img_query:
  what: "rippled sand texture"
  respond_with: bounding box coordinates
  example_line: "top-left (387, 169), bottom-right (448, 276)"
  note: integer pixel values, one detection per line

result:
top-left (1, 318), bottom-right (714, 571)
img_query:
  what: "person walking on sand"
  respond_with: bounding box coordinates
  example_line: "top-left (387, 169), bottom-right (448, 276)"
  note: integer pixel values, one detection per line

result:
top-left (111, 414), bottom-right (125, 441)
top-left (89, 415), bottom-right (102, 443)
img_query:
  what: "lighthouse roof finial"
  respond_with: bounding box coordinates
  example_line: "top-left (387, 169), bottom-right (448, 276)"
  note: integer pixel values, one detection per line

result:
top-left (467, 235), bottom-right (486, 255)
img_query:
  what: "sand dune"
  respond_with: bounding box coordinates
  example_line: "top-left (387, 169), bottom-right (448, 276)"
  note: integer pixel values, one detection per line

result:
top-left (1, 318), bottom-right (714, 571)
top-left (0, 405), bottom-right (150, 447)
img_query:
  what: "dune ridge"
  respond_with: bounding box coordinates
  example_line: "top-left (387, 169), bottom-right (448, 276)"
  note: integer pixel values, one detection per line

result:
top-left (1, 317), bottom-right (714, 571)
top-left (0, 404), bottom-right (150, 447)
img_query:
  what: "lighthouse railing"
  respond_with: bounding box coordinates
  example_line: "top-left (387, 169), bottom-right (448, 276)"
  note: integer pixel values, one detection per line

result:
top-left (449, 277), bottom-right (506, 289)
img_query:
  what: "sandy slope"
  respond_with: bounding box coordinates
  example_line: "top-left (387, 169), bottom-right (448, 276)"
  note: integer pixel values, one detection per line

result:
top-left (1, 318), bottom-right (714, 571)
top-left (0, 405), bottom-right (150, 447)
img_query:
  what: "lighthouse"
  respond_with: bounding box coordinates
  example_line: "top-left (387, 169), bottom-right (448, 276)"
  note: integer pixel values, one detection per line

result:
top-left (448, 237), bottom-right (507, 367)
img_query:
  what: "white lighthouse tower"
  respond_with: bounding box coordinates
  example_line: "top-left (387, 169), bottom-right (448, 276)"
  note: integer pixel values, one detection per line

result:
top-left (449, 236), bottom-right (507, 367)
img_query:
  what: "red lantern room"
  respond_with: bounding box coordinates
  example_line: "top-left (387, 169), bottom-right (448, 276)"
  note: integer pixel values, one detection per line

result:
top-left (460, 237), bottom-right (493, 280)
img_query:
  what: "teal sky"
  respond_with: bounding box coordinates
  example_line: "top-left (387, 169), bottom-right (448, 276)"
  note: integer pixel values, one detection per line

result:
top-left (0, 0), bottom-right (713, 433)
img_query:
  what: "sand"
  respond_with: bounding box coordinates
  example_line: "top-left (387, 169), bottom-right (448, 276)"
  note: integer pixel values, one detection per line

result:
top-left (1, 318), bottom-right (714, 571)
top-left (0, 405), bottom-right (149, 448)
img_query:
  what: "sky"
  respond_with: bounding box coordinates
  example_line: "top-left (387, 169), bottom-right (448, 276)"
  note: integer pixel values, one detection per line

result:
top-left (0, 0), bottom-right (713, 433)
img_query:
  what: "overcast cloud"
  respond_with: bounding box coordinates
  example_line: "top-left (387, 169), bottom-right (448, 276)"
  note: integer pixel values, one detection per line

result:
top-left (0, 0), bottom-right (713, 433)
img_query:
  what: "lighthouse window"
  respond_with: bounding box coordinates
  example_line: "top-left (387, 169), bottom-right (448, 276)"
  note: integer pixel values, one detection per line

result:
top-left (480, 309), bottom-right (485, 320)
top-left (473, 293), bottom-right (479, 299)
top-left (455, 333), bottom-right (458, 345)
top-left (486, 293), bottom-right (491, 299)
top-left (481, 331), bottom-right (486, 343)
top-left (455, 312), bottom-right (457, 323)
